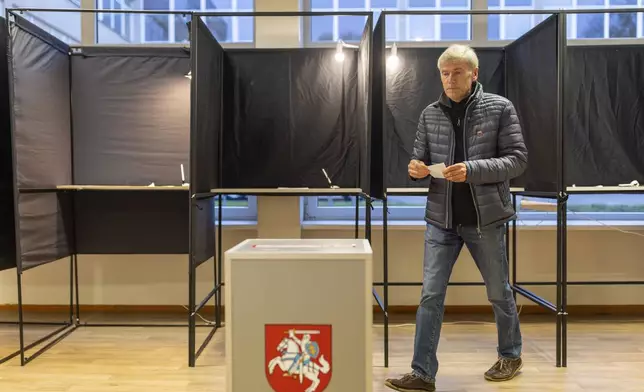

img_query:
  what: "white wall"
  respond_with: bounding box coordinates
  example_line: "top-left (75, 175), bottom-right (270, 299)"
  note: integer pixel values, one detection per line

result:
top-left (1, 0), bottom-right (643, 309)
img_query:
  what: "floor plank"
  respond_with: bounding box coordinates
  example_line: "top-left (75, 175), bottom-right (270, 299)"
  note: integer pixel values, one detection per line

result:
top-left (1, 314), bottom-right (643, 391)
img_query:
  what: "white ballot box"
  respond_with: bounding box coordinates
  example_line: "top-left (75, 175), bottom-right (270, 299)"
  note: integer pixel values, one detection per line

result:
top-left (225, 238), bottom-right (373, 392)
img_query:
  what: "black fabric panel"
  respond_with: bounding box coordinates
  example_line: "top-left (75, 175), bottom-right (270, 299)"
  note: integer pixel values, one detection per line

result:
top-left (505, 15), bottom-right (560, 191)
top-left (10, 22), bottom-right (72, 188)
top-left (73, 191), bottom-right (189, 254)
top-left (222, 48), bottom-right (359, 188)
top-left (565, 45), bottom-right (644, 186)
top-left (356, 17), bottom-right (371, 196)
top-left (369, 16), bottom-right (385, 199)
top-left (190, 16), bottom-right (222, 193)
top-left (17, 192), bottom-right (73, 271)
top-left (0, 18), bottom-right (17, 272)
top-left (71, 48), bottom-right (190, 186)
top-left (191, 198), bottom-right (214, 267)
top-left (384, 48), bottom-right (505, 188)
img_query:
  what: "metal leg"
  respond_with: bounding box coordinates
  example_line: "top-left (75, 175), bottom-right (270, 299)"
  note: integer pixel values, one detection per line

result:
top-left (17, 269), bottom-right (25, 366)
top-left (188, 201), bottom-right (196, 367)
top-left (383, 196), bottom-right (389, 368)
top-left (354, 195), bottom-right (359, 239)
top-left (74, 255), bottom-right (80, 324)
top-left (512, 194), bottom-right (517, 303)
top-left (561, 193), bottom-right (568, 367)
top-left (556, 194), bottom-right (563, 368)
top-left (217, 194), bottom-right (223, 327)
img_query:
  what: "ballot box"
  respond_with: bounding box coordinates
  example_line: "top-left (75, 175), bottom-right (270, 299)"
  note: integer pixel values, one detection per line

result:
top-left (225, 238), bottom-right (373, 392)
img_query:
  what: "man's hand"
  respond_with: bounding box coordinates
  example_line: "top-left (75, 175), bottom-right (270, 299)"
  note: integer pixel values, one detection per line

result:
top-left (443, 163), bottom-right (467, 182)
top-left (408, 159), bottom-right (430, 179)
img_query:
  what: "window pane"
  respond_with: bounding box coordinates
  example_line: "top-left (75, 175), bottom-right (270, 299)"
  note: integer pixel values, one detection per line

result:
top-left (175, 15), bottom-right (191, 42)
top-left (211, 0), bottom-right (233, 8)
top-left (487, 0), bottom-right (500, 6)
top-left (312, 0), bottom-right (334, 7)
top-left (338, 0), bottom-right (366, 8)
top-left (145, 15), bottom-right (170, 41)
top-left (237, 0), bottom-right (254, 9)
top-left (577, 0), bottom-right (603, 5)
top-left (409, 15), bottom-right (436, 40)
top-left (372, 0), bottom-right (398, 7)
top-left (442, 0), bottom-right (469, 6)
top-left (577, 13), bottom-right (604, 38)
top-left (504, 14), bottom-right (532, 39)
top-left (488, 14), bottom-right (500, 39)
top-left (610, 0), bottom-right (637, 4)
top-left (609, 13), bottom-right (637, 38)
top-left (505, 0), bottom-right (532, 6)
top-left (339, 15), bottom-right (367, 40)
top-left (312, 15), bottom-right (334, 41)
top-left (384, 14), bottom-right (398, 41)
top-left (441, 15), bottom-right (469, 40)
top-left (144, 0), bottom-right (170, 9)
top-left (539, 0), bottom-right (572, 5)
top-left (409, 0), bottom-right (437, 7)
top-left (205, 16), bottom-right (232, 41)
top-left (238, 16), bottom-right (254, 41)
top-left (175, 0), bottom-right (201, 9)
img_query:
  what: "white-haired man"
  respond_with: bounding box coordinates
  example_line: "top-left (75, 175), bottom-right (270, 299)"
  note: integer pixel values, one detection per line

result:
top-left (385, 44), bottom-right (528, 392)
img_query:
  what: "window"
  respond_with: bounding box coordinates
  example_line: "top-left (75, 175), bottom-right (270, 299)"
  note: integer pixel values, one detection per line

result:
top-left (306, 0), bottom-right (472, 43)
top-left (487, 0), bottom-right (644, 40)
top-left (215, 195), bottom-right (258, 222)
top-left (96, 0), bottom-right (255, 44)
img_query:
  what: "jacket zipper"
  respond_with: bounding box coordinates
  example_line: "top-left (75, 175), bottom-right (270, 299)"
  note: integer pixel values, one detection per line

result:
top-left (462, 104), bottom-right (482, 237)
top-left (442, 110), bottom-right (455, 230)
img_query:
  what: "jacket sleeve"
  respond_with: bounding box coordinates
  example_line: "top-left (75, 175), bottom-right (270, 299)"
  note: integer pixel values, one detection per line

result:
top-left (409, 111), bottom-right (430, 181)
top-left (464, 100), bottom-right (528, 184)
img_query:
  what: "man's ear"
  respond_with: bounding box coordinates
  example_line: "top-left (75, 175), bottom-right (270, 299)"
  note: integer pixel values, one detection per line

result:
top-left (472, 67), bottom-right (479, 82)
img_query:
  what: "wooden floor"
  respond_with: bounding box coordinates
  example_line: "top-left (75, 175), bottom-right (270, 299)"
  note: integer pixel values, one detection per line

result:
top-left (1, 313), bottom-right (643, 391)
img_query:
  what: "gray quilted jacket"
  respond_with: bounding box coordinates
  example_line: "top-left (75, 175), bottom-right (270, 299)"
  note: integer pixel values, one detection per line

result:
top-left (411, 81), bottom-right (528, 231)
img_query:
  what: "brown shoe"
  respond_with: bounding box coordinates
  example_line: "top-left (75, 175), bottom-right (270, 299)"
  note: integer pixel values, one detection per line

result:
top-left (384, 372), bottom-right (436, 391)
top-left (484, 357), bottom-right (523, 381)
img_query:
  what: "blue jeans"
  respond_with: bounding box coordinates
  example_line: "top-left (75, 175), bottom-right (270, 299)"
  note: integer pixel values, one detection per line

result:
top-left (411, 223), bottom-right (522, 382)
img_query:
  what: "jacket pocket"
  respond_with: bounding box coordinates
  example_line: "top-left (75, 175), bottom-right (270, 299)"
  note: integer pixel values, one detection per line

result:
top-left (497, 182), bottom-right (510, 207)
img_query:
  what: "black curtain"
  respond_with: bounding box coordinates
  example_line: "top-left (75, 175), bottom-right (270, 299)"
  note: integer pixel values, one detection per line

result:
top-left (9, 15), bottom-right (73, 271)
top-left (505, 14), bottom-right (560, 191)
top-left (369, 15), bottom-right (385, 198)
top-left (72, 46), bottom-right (191, 186)
top-left (565, 45), bottom-right (644, 186)
top-left (384, 48), bottom-right (505, 188)
top-left (222, 48), bottom-right (359, 188)
top-left (0, 18), bottom-right (17, 272)
top-left (357, 16), bottom-right (373, 197)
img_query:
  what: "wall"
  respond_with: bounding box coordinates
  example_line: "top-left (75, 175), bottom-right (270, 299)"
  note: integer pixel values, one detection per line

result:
top-left (1, 0), bottom-right (643, 311)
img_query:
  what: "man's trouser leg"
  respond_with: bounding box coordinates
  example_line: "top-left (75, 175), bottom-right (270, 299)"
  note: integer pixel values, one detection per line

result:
top-left (462, 224), bottom-right (522, 359)
top-left (411, 224), bottom-right (463, 382)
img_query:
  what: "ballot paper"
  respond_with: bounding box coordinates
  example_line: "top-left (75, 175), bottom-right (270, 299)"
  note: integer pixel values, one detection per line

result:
top-left (429, 163), bottom-right (447, 178)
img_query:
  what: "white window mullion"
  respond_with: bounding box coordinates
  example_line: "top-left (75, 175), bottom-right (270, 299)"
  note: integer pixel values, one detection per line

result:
top-left (140, 13), bottom-right (146, 42)
top-left (333, 0), bottom-right (339, 40)
top-left (603, 0), bottom-right (609, 38)
top-left (169, 0), bottom-right (176, 43)
top-left (232, 0), bottom-right (239, 42)
top-left (638, 0), bottom-right (643, 37)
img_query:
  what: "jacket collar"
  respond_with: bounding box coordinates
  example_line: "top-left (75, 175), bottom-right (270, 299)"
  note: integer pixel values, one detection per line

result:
top-left (438, 81), bottom-right (483, 109)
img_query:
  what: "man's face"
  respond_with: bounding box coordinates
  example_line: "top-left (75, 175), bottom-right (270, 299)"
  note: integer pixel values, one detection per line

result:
top-left (440, 60), bottom-right (478, 102)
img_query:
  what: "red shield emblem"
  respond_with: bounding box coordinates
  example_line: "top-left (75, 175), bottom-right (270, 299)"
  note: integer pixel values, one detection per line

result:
top-left (265, 324), bottom-right (332, 392)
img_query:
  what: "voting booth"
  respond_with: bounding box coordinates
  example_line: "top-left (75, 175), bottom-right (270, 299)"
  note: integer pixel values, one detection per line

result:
top-left (225, 238), bottom-right (373, 392)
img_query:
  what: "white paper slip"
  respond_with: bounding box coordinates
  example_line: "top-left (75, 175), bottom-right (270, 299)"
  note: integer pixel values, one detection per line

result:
top-left (429, 163), bottom-right (447, 178)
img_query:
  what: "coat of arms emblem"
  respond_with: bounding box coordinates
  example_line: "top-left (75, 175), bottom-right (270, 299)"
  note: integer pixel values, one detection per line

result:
top-left (265, 324), bottom-right (332, 392)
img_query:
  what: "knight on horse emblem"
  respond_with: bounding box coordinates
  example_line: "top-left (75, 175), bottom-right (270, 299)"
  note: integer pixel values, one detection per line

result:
top-left (265, 324), bottom-right (332, 392)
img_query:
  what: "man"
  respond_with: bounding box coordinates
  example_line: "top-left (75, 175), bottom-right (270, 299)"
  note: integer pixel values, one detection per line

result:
top-left (384, 44), bottom-right (528, 392)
